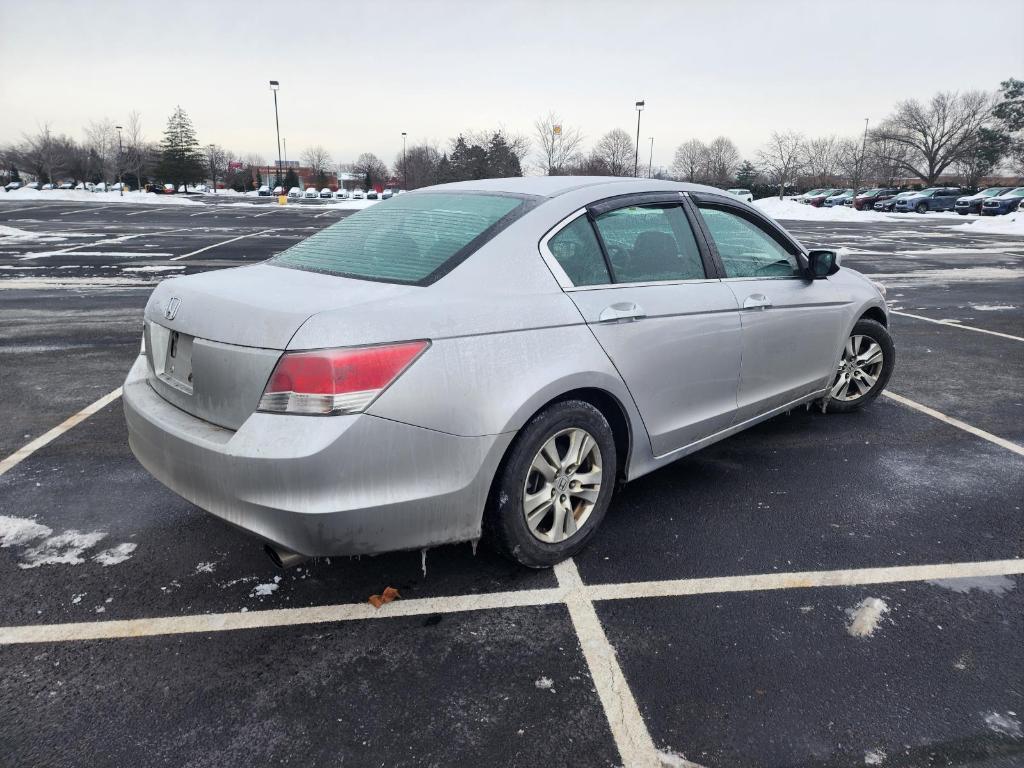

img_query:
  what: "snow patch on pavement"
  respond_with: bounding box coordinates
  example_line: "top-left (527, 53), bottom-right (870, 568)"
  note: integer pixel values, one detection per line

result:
top-left (19, 530), bottom-right (108, 569)
top-left (845, 597), bottom-right (890, 638)
top-left (534, 676), bottom-right (555, 692)
top-left (864, 748), bottom-right (887, 765)
top-left (755, 197), bottom-right (881, 222)
top-left (928, 575), bottom-right (1016, 596)
top-left (92, 542), bottom-right (138, 566)
top-left (950, 210), bottom-right (1024, 236)
top-left (0, 515), bottom-right (53, 547)
top-left (971, 304), bottom-right (1016, 311)
top-left (251, 575), bottom-right (282, 597)
top-left (2, 189), bottom-right (201, 205)
top-left (983, 711), bottom-right (1022, 738)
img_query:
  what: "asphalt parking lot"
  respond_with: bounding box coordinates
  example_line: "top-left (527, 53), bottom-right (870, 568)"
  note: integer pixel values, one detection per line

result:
top-left (1, 199), bottom-right (1022, 767)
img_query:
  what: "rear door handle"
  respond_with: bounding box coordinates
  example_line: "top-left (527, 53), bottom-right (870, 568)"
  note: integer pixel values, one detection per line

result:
top-left (742, 294), bottom-right (772, 310)
top-left (598, 302), bottom-right (646, 323)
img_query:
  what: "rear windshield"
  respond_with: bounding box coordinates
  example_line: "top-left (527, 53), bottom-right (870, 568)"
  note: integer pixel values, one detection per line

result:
top-left (271, 192), bottom-right (536, 285)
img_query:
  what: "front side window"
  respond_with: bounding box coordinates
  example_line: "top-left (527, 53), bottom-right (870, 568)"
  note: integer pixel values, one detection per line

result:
top-left (547, 215), bottom-right (611, 286)
top-left (593, 204), bottom-right (705, 283)
top-left (699, 207), bottom-right (801, 279)
top-left (272, 192), bottom-right (534, 285)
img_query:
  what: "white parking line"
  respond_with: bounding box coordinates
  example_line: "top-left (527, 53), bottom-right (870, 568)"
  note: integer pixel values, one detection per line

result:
top-left (169, 228), bottom-right (276, 261)
top-left (0, 387), bottom-right (122, 478)
top-left (0, 205), bottom-right (50, 214)
top-left (891, 310), bottom-right (1024, 343)
top-left (254, 209), bottom-right (281, 217)
top-left (883, 391), bottom-right (1024, 456)
top-left (554, 559), bottom-right (666, 768)
top-left (59, 206), bottom-right (112, 216)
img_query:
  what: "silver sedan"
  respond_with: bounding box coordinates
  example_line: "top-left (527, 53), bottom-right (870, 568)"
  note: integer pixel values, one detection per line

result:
top-left (124, 177), bottom-right (894, 568)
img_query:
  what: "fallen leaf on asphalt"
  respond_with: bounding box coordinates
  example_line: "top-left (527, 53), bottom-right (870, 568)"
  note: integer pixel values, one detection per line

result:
top-left (368, 586), bottom-right (400, 608)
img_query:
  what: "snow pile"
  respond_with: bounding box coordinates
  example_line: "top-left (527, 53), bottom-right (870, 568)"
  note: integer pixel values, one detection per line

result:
top-left (754, 197), bottom-right (882, 222)
top-left (3, 189), bottom-right (201, 205)
top-left (949, 210), bottom-right (1024, 236)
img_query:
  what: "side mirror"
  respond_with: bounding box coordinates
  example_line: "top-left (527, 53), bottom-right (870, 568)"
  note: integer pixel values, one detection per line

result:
top-left (806, 249), bottom-right (838, 279)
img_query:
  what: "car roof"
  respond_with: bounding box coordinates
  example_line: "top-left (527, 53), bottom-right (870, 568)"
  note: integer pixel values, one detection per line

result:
top-left (424, 176), bottom-right (724, 199)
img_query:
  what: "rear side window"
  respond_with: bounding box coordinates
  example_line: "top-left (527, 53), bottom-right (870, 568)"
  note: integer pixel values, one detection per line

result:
top-left (593, 205), bottom-right (705, 283)
top-left (547, 216), bottom-right (611, 286)
top-left (272, 192), bottom-right (534, 285)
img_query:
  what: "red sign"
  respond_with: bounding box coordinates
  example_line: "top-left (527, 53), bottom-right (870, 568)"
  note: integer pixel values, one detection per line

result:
top-left (228, 161), bottom-right (243, 170)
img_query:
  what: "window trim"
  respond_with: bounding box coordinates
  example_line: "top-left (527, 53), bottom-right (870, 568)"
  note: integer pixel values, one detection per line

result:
top-left (689, 193), bottom-right (810, 281)
top-left (538, 192), bottom-right (718, 290)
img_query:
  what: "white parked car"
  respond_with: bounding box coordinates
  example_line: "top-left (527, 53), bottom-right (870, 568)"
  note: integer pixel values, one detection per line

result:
top-left (319, 188), bottom-right (333, 199)
top-left (41, 183), bottom-right (55, 190)
top-left (351, 189), bottom-right (365, 199)
top-left (94, 182), bottom-right (108, 192)
top-left (304, 187), bottom-right (319, 199)
top-left (287, 187), bottom-right (302, 199)
top-left (273, 186), bottom-right (284, 196)
top-left (382, 188), bottom-right (394, 200)
top-left (334, 189), bottom-right (350, 200)
top-left (726, 188), bottom-right (753, 203)
top-left (257, 185), bottom-right (271, 196)
top-left (58, 182), bottom-right (74, 190)
top-left (4, 181), bottom-right (22, 191)
top-left (26, 181), bottom-right (40, 190)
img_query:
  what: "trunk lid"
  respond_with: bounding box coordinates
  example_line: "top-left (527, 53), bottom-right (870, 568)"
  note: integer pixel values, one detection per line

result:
top-left (142, 264), bottom-right (415, 429)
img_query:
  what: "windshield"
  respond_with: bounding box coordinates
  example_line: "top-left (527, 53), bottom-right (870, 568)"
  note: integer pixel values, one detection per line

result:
top-left (980, 188), bottom-right (1005, 197)
top-left (1006, 187), bottom-right (1024, 197)
top-left (861, 189), bottom-right (882, 196)
top-left (271, 191), bottom-right (537, 285)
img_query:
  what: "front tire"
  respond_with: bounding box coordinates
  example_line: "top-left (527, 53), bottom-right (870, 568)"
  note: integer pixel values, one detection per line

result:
top-left (825, 319), bottom-right (895, 413)
top-left (484, 400), bottom-right (617, 568)
top-left (916, 202), bottom-right (928, 213)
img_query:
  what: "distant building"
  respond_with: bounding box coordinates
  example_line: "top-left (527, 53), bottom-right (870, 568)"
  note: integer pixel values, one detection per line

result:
top-left (255, 165), bottom-right (339, 189)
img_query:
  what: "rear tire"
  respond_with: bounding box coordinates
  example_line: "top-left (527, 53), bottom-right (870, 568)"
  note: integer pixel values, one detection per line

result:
top-left (484, 400), bottom-right (617, 568)
top-left (824, 319), bottom-right (895, 413)
top-left (916, 202), bottom-right (928, 214)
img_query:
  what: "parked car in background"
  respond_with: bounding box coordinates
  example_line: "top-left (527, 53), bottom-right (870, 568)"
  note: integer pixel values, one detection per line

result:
top-left (874, 191), bottom-right (913, 212)
top-left (4, 181), bottom-right (22, 191)
top-left (351, 189), bottom-right (365, 199)
top-left (161, 183), bottom-right (175, 194)
top-left (94, 182), bottom-right (108, 192)
top-left (726, 188), bottom-right (754, 203)
top-left (824, 189), bottom-right (855, 207)
top-left (123, 177), bottom-right (893, 569)
top-left (287, 187), bottom-right (302, 199)
top-left (41, 183), bottom-right (54, 190)
top-left (257, 185), bottom-right (271, 196)
top-left (853, 188), bottom-right (899, 210)
top-left (957, 187), bottom-right (1011, 215)
top-left (334, 189), bottom-right (350, 200)
top-left (893, 187), bottom-right (963, 213)
top-left (805, 189), bottom-right (843, 207)
top-left (194, 184), bottom-right (209, 193)
top-left (367, 190), bottom-right (379, 200)
top-left (58, 182), bottom-right (73, 190)
top-left (981, 187), bottom-right (1024, 216)
top-left (25, 181), bottom-right (40, 190)
top-left (319, 188), bottom-right (333, 199)
top-left (382, 188), bottom-right (394, 200)
top-left (273, 186), bottom-right (284, 196)
top-left (793, 188), bottom-right (825, 203)
top-left (304, 187), bottom-right (319, 199)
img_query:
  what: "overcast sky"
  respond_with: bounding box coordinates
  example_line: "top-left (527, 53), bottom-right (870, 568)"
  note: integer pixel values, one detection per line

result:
top-left (2, 0), bottom-right (1022, 171)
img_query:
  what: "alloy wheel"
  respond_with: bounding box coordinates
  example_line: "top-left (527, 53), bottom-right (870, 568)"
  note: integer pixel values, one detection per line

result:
top-left (831, 334), bottom-right (885, 402)
top-left (522, 428), bottom-right (602, 543)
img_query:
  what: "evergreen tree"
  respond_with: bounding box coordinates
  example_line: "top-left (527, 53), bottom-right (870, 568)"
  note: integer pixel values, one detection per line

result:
top-left (449, 135), bottom-right (488, 181)
top-left (735, 160), bottom-right (758, 188)
top-left (283, 169), bottom-right (299, 189)
top-left (156, 106), bottom-right (205, 190)
top-left (364, 171), bottom-right (372, 191)
top-left (435, 153), bottom-right (454, 184)
top-left (254, 169), bottom-right (263, 190)
top-left (486, 132), bottom-right (522, 178)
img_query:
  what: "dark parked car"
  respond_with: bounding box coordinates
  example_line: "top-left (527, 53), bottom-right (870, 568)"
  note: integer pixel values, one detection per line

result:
top-left (874, 191), bottom-right (915, 212)
top-left (981, 187), bottom-right (1024, 216)
top-left (893, 188), bottom-right (963, 214)
top-left (805, 188), bottom-right (844, 207)
top-left (955, 187), bottom-right (1009, 215)
top-left (854, 188), bottom-right (899, 211)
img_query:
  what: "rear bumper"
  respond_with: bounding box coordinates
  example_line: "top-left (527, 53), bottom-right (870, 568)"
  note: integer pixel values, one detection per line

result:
top-left (123, 356), bottom-right (513, 556)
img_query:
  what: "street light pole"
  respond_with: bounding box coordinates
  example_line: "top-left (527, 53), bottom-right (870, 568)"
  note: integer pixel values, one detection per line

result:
top-left (115, 125), bottom-right (123, 196)
top-left (269, 81), bottom-right (282, 187)
top-left (208, 144), bottom-right (216, 194)
top-left (402, 132), bottom-right (407, 190)
top-left (648, 136), bottom-right (654, 179)
top-left (633, 100), bottom-right (645, 177)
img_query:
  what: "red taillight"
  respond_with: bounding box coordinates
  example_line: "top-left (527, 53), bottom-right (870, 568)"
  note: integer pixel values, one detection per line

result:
top-left (258, 340), bottom-right (429, 415)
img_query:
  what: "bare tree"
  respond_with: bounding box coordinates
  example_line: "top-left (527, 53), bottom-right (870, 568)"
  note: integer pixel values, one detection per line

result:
top-left (868, 134), bottom-right (911, 187)
top-left (84, 119), bottom-right (119, 185)
top-left (836, 137), bottom-right (871, 193)
top-left (394, 142), bottom-right (441, 189)
top-left (592, 129), bottom-right (635, 176)
top-left (533, 112), bottom-right (584, 175)
top-left (351, 152), bottom-right (390, 188)
top-left (802, 135), bottom-right (841, 187)
top-left (757, 131), bottom-right (806, 199)
top-left (21, 125), bottom-right (71, 185)
top-left (671, 139), bottom-right (707, 182)
top-left (122, 111), bottom-right (151, 190)
top-left (301, 145), bottom-right (333, 185)
top-left (871, 90), bottom-right (993, 185)
top-left (204, 144), bottom-right (232, 191)
top-left (704, 136), bottom-right (741, 187)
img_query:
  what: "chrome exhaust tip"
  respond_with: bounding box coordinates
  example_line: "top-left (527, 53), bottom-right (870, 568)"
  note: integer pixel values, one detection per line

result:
top-left (264, 543), bottom-right (308, 569)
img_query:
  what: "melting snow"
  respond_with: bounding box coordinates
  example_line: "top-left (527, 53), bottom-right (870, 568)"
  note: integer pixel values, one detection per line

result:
top-left (92, 542), bottom-right (137, 566)
top-left (534, 676), bottom-right (555, 692)
top-left (928, 575), bottom-right (1016, 596)
top-left (864, 748), bottom-right (886, 765)
top-left (18, 530), bottom-right (107, 569)
top-left (971, 304), bottom-right (1016, 311)
top-left (0, 514), bottom-right (53, 547)
top-left (251, 575), bottom-right (282, 597)
top-left (983, 711), bottom-right (1022, 738)
top-left (845, 597), bottom-right (890, 638)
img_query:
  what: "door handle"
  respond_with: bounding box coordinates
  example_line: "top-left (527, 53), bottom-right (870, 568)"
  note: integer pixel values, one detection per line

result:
top-left (598, 302), bottom-right (646, 323)
top-left (742, 294), bottom-right (772, 310)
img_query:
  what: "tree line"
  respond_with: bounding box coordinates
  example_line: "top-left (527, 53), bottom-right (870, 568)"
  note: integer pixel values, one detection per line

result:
top-left (3, 78), bottom-right (1020, 195)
